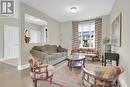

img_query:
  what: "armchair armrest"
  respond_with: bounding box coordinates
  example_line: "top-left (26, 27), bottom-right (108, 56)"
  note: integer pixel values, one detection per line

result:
top-left (82, 67), bottom-right (97, 85)
top-left (33, 64), bottom-right (49, 79)
top-left (39, 64), bottom-right (49, 68)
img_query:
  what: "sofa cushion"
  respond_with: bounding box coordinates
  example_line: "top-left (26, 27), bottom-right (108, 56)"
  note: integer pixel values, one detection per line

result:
top-left (48, 55), bottom-right (57, 61)
top-left (49, 45), bottom-right (57, 53)
top-left (40, 45), bottom-right (57, 54)
top-left (50, 53), bottom-right (63, 58)
top-left (57, 45), bottom-right (64, 52)
top-left (32, 46), bottom-right (43, 51)
top-left (40, 45), bottom-right (50, 52)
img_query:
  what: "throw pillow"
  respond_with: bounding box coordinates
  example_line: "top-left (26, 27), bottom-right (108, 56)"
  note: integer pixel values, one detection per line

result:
top-left (57, 45), bottom-right (64, 52)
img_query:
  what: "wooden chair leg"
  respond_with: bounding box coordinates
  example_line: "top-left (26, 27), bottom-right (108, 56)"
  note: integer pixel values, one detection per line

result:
top-left (33, 79), bottom-right (37, 87)
top-left (82, 79), bottom-right (85, 87)
top-left (50, 76), bottom-right (53, 84)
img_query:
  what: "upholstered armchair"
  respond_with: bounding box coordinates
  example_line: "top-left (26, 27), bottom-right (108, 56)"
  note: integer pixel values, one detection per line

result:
top-left (82, 65), bottom-right (124, 87)
top-left (28, 56), bottom-right (55, 87)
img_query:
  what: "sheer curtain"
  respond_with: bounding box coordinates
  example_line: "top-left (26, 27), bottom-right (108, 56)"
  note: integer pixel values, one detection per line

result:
top-left (78, 20), bottom-right (95, 48)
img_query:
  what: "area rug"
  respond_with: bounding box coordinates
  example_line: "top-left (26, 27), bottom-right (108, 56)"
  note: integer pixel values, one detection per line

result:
top-left (37, 61), bottom-right (84, 87)
top-left (53, 62), bottom-right (83, 87)
top-left (37, 61), bottom-right (121, 87)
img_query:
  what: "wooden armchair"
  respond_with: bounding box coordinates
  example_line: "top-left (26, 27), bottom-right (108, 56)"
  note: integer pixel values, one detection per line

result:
top-left (28, 56), bottom-right (55, 87)
top-left (82, 65), bottom-right (124, 87)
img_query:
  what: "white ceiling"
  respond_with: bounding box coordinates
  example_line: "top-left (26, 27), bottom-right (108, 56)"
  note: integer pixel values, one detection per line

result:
top-left (22, 0), bottom-right (115, 22)
top-left (25, 14), bottom-right (48, 26)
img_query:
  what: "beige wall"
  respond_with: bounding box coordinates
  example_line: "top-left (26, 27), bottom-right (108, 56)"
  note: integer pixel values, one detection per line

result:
top-left (102, 15), bottom-right (110, 38)
top-left (101, 15), bottom-right (110, 50)
top-left (19, 2), bottom-right (60, 66)
top-left (110, 0), bottom-right (130, 86)
top-left (60, 21), bottom-right (72, 49)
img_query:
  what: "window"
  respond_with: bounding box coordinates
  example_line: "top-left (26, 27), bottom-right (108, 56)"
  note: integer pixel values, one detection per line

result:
top-left (78, 20), bottom-right (95, 48)
top-left (30, 29), bottom-right (41, 43)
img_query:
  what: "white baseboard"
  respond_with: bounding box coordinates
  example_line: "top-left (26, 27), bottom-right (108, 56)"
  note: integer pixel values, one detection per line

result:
top-left (119, 77), bottom-right (127, 87)
top-left (18, 64), bottom-right (30, 70)
top-left (0, 58), bottom-right (18, 61)
top-left (0, 58), bottom-right (4, 61)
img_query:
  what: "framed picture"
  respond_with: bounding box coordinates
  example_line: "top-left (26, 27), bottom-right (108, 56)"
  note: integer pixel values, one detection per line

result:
top-left (112, 13), bottom-right (122, 47)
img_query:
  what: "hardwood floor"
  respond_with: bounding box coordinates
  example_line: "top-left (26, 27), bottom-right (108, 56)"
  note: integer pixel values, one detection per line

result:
top-left (1, 58), bottom-right (18, 67)
top-left (0, 61), bottom-right (122, 87)
top-left (0, 62), bottom-right (32, 87)
top-left (0, 61), bottom-right (67, 87)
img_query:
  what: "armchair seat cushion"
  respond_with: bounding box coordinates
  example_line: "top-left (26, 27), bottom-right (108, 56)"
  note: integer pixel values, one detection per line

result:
top-left (30, 64), bottom-right (55, 80)
top-left (83, 66), bottom-right (123, 86)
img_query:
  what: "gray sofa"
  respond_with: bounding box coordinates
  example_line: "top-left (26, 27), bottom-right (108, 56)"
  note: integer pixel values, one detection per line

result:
top-left (30, 45), bottom-right (67, 65)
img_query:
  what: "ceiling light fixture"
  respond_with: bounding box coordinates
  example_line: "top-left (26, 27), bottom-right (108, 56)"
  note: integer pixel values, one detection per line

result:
top-left (31, 17), bottom-right (40, 22)
top-left (70, 7), bottom-right (78, 13)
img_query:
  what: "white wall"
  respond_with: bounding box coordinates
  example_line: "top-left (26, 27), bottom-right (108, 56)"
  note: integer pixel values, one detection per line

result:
top-left (0, 24), bottom-right (4, 59)
top-left (0, 18), bottom-right (18, 60)
top-left (110, 0), bottom-right (130, 86)
top-left (25, 22), bottom-right (43, 43)
top-left (4, 25), bottom-right (19, 59)
top-left (19, 2), bottom-right (60, 66)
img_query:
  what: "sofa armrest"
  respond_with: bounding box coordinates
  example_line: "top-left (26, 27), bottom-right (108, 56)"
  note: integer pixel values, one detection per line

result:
top-left (30, 50), bottom-right (48, 62)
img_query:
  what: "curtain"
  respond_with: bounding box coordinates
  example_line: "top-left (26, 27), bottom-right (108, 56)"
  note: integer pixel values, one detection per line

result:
top-left (95, 18), bottom-right (102, 59)
top-left (72, 18), bottom-right (102, 59)
top-left (72, 21), bottom-right (79, 48)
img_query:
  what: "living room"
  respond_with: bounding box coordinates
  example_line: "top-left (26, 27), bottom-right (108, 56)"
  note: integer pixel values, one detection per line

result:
top-left (0, 0), bottom-right (130, 87)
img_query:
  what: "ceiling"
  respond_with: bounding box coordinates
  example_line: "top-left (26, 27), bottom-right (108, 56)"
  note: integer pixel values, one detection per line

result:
top-left (25, 14), bottom-right (48, 26)
top-left (22, 0), bottom-right (115, 22)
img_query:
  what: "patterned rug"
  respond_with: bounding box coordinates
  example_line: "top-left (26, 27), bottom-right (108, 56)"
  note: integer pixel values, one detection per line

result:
top-left (53, 62), bottom-right (83, 87)
top-left (37, 61), bottom-right (121, 87)
top-left (37, 61), bottom-right (83, 87)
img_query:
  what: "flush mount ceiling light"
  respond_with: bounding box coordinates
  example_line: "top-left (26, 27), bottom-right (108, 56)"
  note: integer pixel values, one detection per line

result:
top-left (30, 17), bottom-right (40, 22)
top-left (70, 7), bottom-right (78, 13)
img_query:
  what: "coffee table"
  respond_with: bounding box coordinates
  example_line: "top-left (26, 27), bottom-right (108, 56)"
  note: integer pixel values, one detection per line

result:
top-left (67, 53), bottom-right (85, 70)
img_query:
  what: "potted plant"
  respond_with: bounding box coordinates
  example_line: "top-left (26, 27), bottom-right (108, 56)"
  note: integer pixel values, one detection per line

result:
top-left (24, 29), bottom-right (31, 43)
top-left (102, 37), bottom-right (111, 53)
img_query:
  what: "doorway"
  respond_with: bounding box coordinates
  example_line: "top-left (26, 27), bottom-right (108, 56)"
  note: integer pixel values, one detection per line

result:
top-left (2, 25), bottom-right (19, 67)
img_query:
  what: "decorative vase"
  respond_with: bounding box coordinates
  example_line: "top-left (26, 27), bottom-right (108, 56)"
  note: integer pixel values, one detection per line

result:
top-left (67, 49), bottom-right (71, 56)
top-left (105, 44), bottom-right (111, 53)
